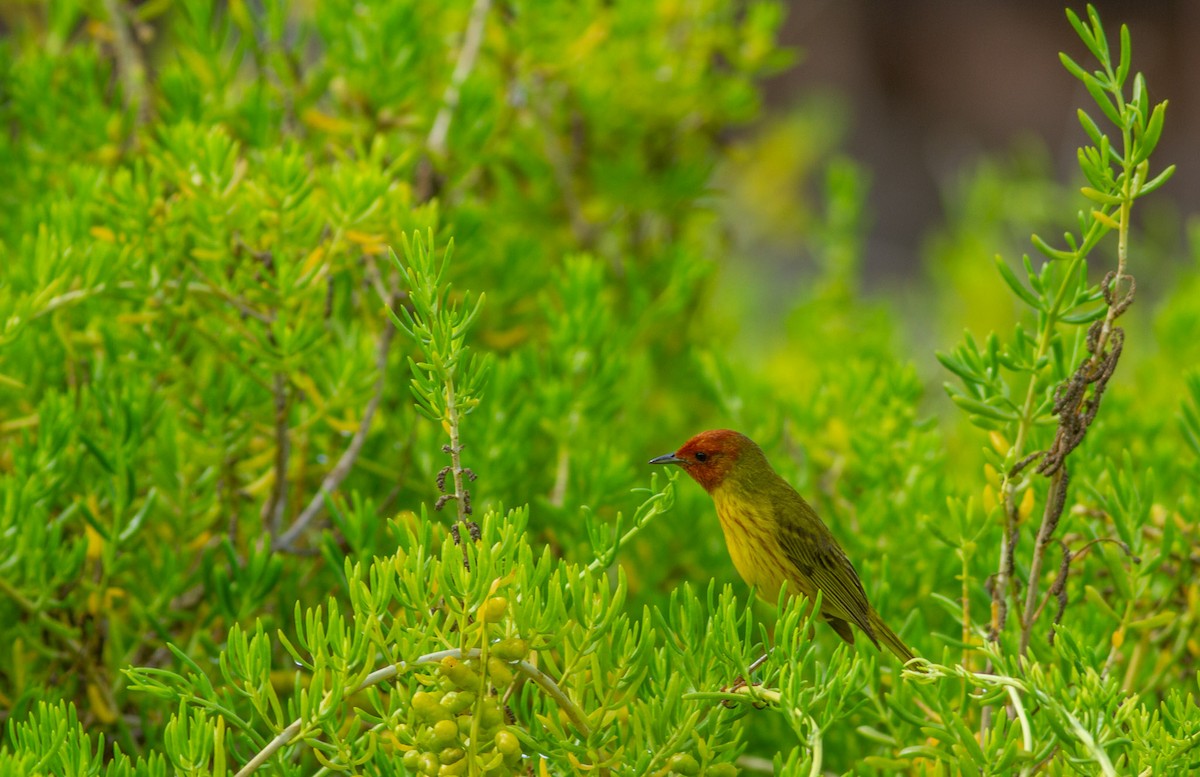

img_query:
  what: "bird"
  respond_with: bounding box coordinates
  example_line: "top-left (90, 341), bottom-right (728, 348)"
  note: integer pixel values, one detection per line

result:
top-left (650, 428), bottom-right (915, 663)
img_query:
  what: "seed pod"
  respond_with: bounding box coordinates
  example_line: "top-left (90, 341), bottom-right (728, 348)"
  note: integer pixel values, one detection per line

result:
top-left (486, 657), bottom-right (515, 688)
top-left (441, 690), bottom-right (476, 714)
top-left (440, 657), bottom-right (482, 691)
top-left (431, 719), bottom-right (459, 748)
top-left (668, 753), bottom-right (700, 775)
top-left (476, 750), bottom-right (506, 771)
top-left (706, 764), bottom-right (739, 777)
top-left (479, 701), bottom-right (505, 729)
top-left (491, 638), bottom-right (530, 661)
top-left (417, 752), bottom-right (440, 776)
top-left (494, 728), bottom-right (521, 757)
top-left (438, 759), bottom-right (468, 776)
top-left (479, 596), bottom-right (509, 623)
top-left (439, 747), bottom-right (465, 765)
top-left (412, 691), bottom-right (452, 722)
top-left (401, 749), bottom-right (420, 770)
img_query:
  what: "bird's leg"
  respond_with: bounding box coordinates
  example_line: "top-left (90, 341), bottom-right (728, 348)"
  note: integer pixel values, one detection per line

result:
top-left (720, 651), bottom-right (772, 708)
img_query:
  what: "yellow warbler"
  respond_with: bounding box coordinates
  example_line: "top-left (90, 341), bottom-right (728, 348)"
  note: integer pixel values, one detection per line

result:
top-left (651, 429), bottom-right (914, 662)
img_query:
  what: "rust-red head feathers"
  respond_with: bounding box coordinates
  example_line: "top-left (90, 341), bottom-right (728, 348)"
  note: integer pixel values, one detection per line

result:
top-left (649, 429), bottom-right (764, 492)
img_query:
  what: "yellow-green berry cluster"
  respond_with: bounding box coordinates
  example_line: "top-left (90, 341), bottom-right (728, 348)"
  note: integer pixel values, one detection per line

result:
top-left (397, 645), bottom-right (530, 776)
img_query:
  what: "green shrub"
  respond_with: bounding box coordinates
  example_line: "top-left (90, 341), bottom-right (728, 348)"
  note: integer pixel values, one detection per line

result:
top-left (1, 2), bottom-right (1196, 775)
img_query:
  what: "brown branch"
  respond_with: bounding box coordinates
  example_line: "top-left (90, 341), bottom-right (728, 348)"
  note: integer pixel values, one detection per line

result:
top-left (530, 78), bottom-right (595, 247)
top-left (1009, 450), bottom-right (1046, 479)
top-left (417, 0), bottom-right (493, 202)
top-left (1039, 272), bottom-right (1132, 480)
top-left (272, 306), bottom-right (398, 552)
top-left (438, 388), bottom-right (479, 566)
top-left (101, 0), bottom-right (148, 128)
top-left (1037, 537), bottom-right (1139, 645)
top-left (1020, 467), bottom-right (1069, 655)
top-left (1019, 270), bottom-right (1134, 655)
top-left (988, 502), bottom-right (1020, 643)
top-left (185, 259), bottom-right (275, 324)
top-left (428, 0), bottom-right (492, 158)
top-left (1045, 539), bottom-right (1072, 643)
top-left (982, 494), bottom-right (1020, 739)
top-left (262, 372), bottom-right (291, 537)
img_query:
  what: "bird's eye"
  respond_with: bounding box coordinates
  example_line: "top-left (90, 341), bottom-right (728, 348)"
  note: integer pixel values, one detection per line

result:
top-left (694, 451), bottom-right (708, 462)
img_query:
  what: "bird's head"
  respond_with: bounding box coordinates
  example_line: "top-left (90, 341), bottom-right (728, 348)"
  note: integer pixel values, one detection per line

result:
top-left (649, 429), bottom-right (755, 492)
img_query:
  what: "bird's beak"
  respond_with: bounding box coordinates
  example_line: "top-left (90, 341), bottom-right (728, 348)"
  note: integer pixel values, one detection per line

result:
top-left (649, 452), bottom-right (684, 465)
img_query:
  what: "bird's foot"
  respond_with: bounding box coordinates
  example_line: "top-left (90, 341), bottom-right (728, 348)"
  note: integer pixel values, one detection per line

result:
top-left (720, 652), bottom-right (771, 708)
top-left (720, 676), bottom-right (768, 709)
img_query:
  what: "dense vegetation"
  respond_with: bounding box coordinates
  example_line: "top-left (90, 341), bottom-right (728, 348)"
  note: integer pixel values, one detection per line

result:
top-left (1, 2), bottom-right (1196, 775)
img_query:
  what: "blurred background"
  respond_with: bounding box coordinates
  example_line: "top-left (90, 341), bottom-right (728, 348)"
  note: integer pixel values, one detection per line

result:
top-left (722, 0), bottom-right (1195, 362)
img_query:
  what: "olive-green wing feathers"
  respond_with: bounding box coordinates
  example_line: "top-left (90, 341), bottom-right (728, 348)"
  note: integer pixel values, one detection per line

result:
top-left (771, 492), bottom-right (880, 647)
top-left (771, 490), bottom-right (916, 662)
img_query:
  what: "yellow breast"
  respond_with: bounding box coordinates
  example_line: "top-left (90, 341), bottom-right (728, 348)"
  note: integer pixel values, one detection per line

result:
top-left (711, 486), bottom-right (798, 603)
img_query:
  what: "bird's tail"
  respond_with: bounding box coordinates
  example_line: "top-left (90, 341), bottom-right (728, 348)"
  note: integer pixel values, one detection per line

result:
top-left (868, 610), bottom-right (915, 664)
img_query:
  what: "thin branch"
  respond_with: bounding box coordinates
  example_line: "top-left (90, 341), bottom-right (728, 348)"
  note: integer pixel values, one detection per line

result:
top-left (530, 78), bottom-right (594, 247)
top-left (0, 576), bottom-right (87, 658)
top-left (1034, 537), bottom-right (1138, 629)
top-left (444, 380), bottom-right (471, 526)
top-left (185, 260), bottom-right (275, 323)
top-left (1005, 684), bottom-right (1034, 777)
top-left (681, 685), bottom-right (823, 777)
top-left (438, 376), bottom-right (480, 567)
top-left (1062, 705), bottom-right (1118, 777)
top-left (427, 0), bottom-right (492, 158)
top-left (1021, 202), bottom-right (1136, 653)
top-left (1020, 468), bottom-right (1068, 654)
top-left (101, 0), bottom-right (148, 127)
top-left (262, 372), bottom-right (290, 537)
top-left (548, 444), bottom-right (569, 507)
top-left (513, 655), bottom-right (591, 736)
top-left (233, 647), bottom-right (588, 777)
top-left (31, 284), bottom-right (109, 319)
top-left (34, 279), bottom-right (268, 323)
top-left (990, 506), bottom-right (1019, 642)
top-left (417, 0), bottom-right (492, 201)
top-left (982, 496), bottom-right (1019, 737)
top-left (273, 305), bottom-right (398, 552)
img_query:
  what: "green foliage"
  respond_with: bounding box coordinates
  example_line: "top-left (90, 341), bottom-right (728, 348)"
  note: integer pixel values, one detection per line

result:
top-left (2, 2), bottom-right (1198, 776)
top-left (921, 5), bottom-right (1198, 776)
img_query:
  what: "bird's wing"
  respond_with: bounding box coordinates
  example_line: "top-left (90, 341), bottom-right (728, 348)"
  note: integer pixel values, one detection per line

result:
top-left (772, 496), bottom-right (878, 644)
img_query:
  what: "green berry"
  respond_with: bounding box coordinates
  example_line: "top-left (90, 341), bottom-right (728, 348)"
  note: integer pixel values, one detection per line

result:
top-left (494, 728), bottom-right (521, 757)
top-left (432, 719), bottom-right (458, 748)
top-left (438, 760), bottom-right (467, 776)
top-left (479, 596), bottom-right (508, 623)
top-left (417, 752), bottom-right (440, 775)
top-left (669, 753), bottom-right (700, 775)
top-left (491, 638), bottom-right (530, 661)
top-left (412, 691), bottom-right (452, 722)
top-left (476, 750), bottom-right (506, 771)
top-left (431, 718), bottom-right (459, 748)
top-left (442, 690), bottom-right (476, 714)
top-left (479, 701), bottom-right (505, 729)
top-left (486, 657), bottom-right (515, 688)
top-left (705, 764), bottom-right (738, 777)
top-left (440, 657), bottom-right (482, 691)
